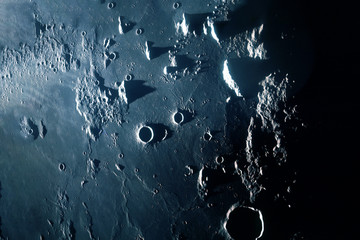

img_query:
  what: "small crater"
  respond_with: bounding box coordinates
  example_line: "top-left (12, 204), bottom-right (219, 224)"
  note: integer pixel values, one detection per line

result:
top-left (108, 52), bottom-right (116, 61)
top-left (125, 74), bottom-right (133, 81)
top-left (107, 2), bottom-right (116, 9)
top-left (114, 81), bottom-right (121, 88)
top-left (59, 163), bottom-right (66, 171)
top-left (184, 165), bottom-right (196, 176)
top-left (136, 28), bottom-right (144, 35)
top-left (173, 2), bottom-right (181, 9)
top-left (215, 155), bottom-right (224, 164)
top-left (203, 131), bottom-right (212, 141)
top-left (173, 112), bottom-right (184, 125)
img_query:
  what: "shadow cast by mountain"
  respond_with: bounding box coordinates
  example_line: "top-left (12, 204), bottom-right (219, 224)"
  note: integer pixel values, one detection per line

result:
top-left (119, 16), bottom-right (136, 33)
top-left (93, 70), bottom-right (105, 87)
top-left (213, 0), bottom-right (269, 40)
top-left (184, 13), bottom-right (210, 35)
top-left (147, 123), bottom-right (173, 143)
top-left (177, 109), bottom-right (195, 125)
top-left (146, 41), bottom-right (173, 59)
top-left (226, 58), bottom-right (272, 99)
top-left (123, 80), bottom-right (155, 104)
top-left (175, 55), bottom-right (196, 69)
top-left (35, 20), bottom-right (46, 37)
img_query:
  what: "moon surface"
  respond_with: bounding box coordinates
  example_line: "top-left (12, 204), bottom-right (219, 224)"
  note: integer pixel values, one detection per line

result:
top-left (0, 0), bottom-right (356, 239)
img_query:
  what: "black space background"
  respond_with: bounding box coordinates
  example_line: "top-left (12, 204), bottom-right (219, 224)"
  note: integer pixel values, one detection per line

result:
top-left (274, 0), bottom-right (358, 239)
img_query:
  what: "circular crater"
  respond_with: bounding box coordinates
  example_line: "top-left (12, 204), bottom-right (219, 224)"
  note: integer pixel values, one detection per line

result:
top-left (59, 163), bottom-right (66, 171)
top-left (215, 155), bottom-right (224, 164)
top-left (173, 112), bottom-right (184, 125)
top-left (203, 131), bottom-right (212, 141)
top-left (28, 128), bottom-right (34, 135)
top-left (125, 74), bottom-right (133, 81)
top-left (173, 2), bottom-right (181, 9)
top-left (138, 126), bottom-right (154, 143)
top-left (225, 206), bottom-right (263, 240)
top-left (136, 28), bottom-right (143, 35)
top-left (107, 2), bottom-right (116, 9)
top-left (114, 81), bottom-right (121, 88)
top-left (108, 52), bottom-right (116, 60)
